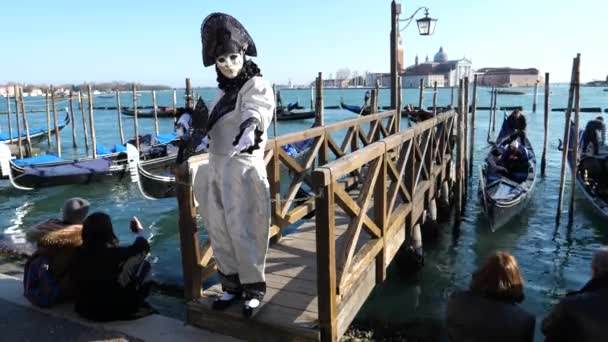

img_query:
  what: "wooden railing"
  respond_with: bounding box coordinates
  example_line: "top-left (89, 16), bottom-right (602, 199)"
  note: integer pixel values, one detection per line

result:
top-left (312, 110), bottom-right (457, 340)
top-left (178, 110), bottom-right (399, 299)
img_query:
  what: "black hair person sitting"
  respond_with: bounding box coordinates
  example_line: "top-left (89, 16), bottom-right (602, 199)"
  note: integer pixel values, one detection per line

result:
top-left (74, 212), bottom-right (154, 321)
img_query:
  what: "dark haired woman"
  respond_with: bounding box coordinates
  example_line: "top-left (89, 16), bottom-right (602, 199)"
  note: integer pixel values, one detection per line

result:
top-left (446, 251), bottom-right (535, 342)
top-left (74, 213), bottom-right (153, 321)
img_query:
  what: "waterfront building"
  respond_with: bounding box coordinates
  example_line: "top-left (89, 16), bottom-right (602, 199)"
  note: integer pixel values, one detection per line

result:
top-left (401, 47), bottom-right (473, 88)
top-left (365, 72), bottom-right (391, 88)
top-left (477, 67), bottom-right (541, 87)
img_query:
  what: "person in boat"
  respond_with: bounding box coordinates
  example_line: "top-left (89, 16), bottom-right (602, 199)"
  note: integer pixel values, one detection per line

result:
top-left (505, 109), bottom-right (527, 139)
top-left (405, 104), bottom-right (435, 121)
top-left (497, 140), bottom-right (529, 183)
top-left (192, 13), bottom-right (274, 317)
top-left (25, 198), bottom-right (90, 303)
top-left (542, 247), bottom-right (608, 342)
top-left (582, 116), bottom-right (606, 155)
top-left (74, 213), bottom-right (154, 322)
top-left (446, 251), bottom-right (535, 342)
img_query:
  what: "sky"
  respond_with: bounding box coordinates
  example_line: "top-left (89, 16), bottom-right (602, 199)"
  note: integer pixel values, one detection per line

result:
top-left (1, 0), bottom-right (606, 87)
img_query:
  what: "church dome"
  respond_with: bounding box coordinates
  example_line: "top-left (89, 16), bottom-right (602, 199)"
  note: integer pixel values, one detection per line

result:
top-left (433, 46), bottom-right (448, 63)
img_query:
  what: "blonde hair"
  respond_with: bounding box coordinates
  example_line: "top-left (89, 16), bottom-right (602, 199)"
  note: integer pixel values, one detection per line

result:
top-left (470, 251), bottom-right (525, 303)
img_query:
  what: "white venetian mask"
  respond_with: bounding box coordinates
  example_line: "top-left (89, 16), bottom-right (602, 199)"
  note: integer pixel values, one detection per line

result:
top-left (215, 52), bottom-right (244, 79)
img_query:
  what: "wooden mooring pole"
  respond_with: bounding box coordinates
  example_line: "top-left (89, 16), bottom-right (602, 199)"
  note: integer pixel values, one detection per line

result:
top-left (315, 72), bottom-right (324, 127)
top-left (432, 81), bottom-right (438, 114)
top-left (45, 90), bottom-right (51, 148)
top-left (19, 88), bottom-right (32, 157)
top-left (533, 79), bottom-right (539, 113)
top-left (569, 56), bottom-right (581, 225)
top-left (78, 91), bottom-right (90, 154)
top-left (455, 79), bottom-right (465, 224)
top-left (463, 77), bottom-right (469, 188)
top-left (469, 74), bottom-right (478, 176)
top-left (556, 56), bottom-right (578, 225)
top-left (418, 78), bottom-right (424, 110)
top-left (132, 84), bottom-right (139, 151)
top-left (152, 90), bottom-right (159, 136)
top-left (51, 85), bottom-right (62, 158)
top-left (492, 88), bottom-right (498, 133)
top-left (87, 84), bottom-right (96, 159)
top-left (310, 85), bottom-right (314, 111)
top-left (272, 84), bottom-right (278, 137)
top-left (13, 85), bottom-right (23, 158)
top-left (116, 89), bottom-right (125, 144)
top-left (69, 91), bottom-right (77, 148)
top-left (450, 86), bottom-right (455, 107)
top-left (541, 73), bottom-right (550, 177)
top-left (5, 92), bottom-right (12, 143)
top-left (185, 78), bottom-right (192, 109)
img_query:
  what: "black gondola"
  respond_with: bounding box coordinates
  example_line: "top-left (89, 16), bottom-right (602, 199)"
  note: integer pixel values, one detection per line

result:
top-left (1, 113), bottom-right (70, 147)
top-left (479, 115), bottom-right (537, 230)
top-left (340, 101), bottom-right (371, 115)
top-left (121, 106), bottom-right (177, 118)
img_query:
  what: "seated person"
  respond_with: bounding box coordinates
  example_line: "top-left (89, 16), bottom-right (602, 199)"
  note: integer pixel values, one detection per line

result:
top-left (25, 198), bottom-right (89, 303)
top-left (487, 146), bottom-right (507, 176)
top-left (505, 109), bottom-right (527, 139)
top-left (542, 247), bottom-right (608, 342)
top-left (74, 213), bottom-right (154, 322)
top-left (582, 116), bottom-right (606, 155)
top-left (446, 251), bottom-right (535, 342)
top-left (497, 140), bottom-right (529, 183)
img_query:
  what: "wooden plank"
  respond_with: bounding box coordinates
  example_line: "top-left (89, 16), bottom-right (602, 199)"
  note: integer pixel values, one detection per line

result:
top-left (333, 186), bottom-right (381, 238)
top-left (336, 260), bottom-right (376, 338)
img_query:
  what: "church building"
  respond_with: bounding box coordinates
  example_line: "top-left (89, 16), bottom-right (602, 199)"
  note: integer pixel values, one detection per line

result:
top-left (401, 47), bottom-right (472, 88)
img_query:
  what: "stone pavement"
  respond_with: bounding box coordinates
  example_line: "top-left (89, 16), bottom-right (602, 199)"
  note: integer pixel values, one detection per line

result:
top-left (0, 273), bottom-right (241, 342)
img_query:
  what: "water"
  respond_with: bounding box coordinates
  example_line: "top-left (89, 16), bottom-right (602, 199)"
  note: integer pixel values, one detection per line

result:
top-left (1, 85), bottom-right (607, 340)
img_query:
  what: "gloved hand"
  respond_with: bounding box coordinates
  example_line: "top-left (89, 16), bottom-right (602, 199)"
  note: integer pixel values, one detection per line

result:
top-left (196, 135), bottom-right (209, 152)
top-left (229, 125), bottom-right (256, 157)
top-left (175, 114), bottom-right (191, 138)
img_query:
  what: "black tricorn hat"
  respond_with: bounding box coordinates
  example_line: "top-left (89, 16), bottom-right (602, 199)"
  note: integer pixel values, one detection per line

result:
top-left (201, 13), bottom-right (257, 67)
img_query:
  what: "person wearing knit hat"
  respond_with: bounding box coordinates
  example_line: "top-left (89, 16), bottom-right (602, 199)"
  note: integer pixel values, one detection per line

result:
top-left (25, 197), bottom-right (91, 304)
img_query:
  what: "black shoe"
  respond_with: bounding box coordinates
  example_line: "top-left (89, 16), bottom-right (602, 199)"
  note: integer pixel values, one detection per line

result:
top-left (211, 294), bottom-right (239, 311)
top-left (242, 304), bottom-right (254, 318)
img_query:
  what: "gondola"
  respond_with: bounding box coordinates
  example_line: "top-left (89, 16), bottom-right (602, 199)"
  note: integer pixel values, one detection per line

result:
top-left (1, 113), bottom-right (70, 146)
top-left (478, 116), bottom-right (537, 230)
top-left (494, 89), bottom-right (527, 95)
top-left (121, 106), bottom-right (177, 118)
top-left (276, 108), bottom-right (316, 121)
top-left (561, 121), bottom-right (608, 218)
top-left (340, 101), bottom-right (371, 115)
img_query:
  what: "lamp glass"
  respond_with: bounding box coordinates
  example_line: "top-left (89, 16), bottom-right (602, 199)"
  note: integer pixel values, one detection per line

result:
top-left (416, 16), bottom-right (437, 36)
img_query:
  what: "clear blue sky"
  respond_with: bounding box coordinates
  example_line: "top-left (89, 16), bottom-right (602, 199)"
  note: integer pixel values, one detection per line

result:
top-left (1, 0), bottom-right (605, 87)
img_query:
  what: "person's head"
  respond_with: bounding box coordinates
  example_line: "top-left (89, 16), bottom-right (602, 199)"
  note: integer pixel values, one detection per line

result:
top-left (62, 197), bottom-right (90, 225)
top-left (596, 116), bottom-right (604, 122)
top-left (201, 13), bottom-right (257, 79)
top-left (592, 247), bottom-right (608, 279)
top-left (512, 109), bottom-right (521, 118)
top-left (507, 140), bottom-right (520, 154)
top-left (470, 251), bottom-right (525, 303)
top-left (81, 212), bottom-right (118, 249)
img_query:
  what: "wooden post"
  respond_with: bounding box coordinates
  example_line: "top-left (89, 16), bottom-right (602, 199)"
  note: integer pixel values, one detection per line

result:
top-left (450, 86), bottom-right (455, 107)
top-left (45, 90), bottom-right (51, 148)
top-left (310, 85), bottom-right (314, 111)
top-left (13, 86), bottom-right (23, 158)
top-left (541, 73), bottom-right (550, 176)
top-left (569, 55), bottom-right (581, 225)
top-left (492, 89), bottom-right (498, 132)
top-left (132, 84), bottom-right (139, 151)
top-left (533, 80), bottom-right (539, 113)
top-left (418, 78), bottom-right (424, 110)
top-left (272, 84), bottom-right (278, 137)
top-left (455, 79), bottom-right (464, 224)
top-left (390, 0), bottom-right (400, 111)
top-left (19, 88), bottom-right (32, 157)
top-left (78, 91), bottom-right (90, 154)
top-left (87, 84), bottom-right (96, 159)
top-left (463, 77), bottom-right (470, 188)
top-left (5, 92), bottom-right (12, 143)
top-left (315, 72), bottom-right (324, 127)
top-left (469, 74), bottom-right (478, 175)
top-left (69, 91), bottom-right (77, 148)
top-left (432, 81), bottom-right (438, 114)
top-left (396, 76), bottom-right (402, 132)
top-left (175, 162), bottom-right (203, 300)
top-left (152, 90), bottom-right (159, 136)
top-left (370, 89), bottom-right (377, 115)
top-left (556, 56), bottom-right (578, 225)
top-left (116, 89), bottom-right (125, 144)
top-left (51, 85), bottom-right (62, 158)
top-left (314, 169), bottom-right (337, 342)
top-left (185, 78), bottom-right (192, 110)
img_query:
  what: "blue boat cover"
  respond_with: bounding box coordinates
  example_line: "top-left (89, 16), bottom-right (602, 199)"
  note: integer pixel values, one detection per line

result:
top-left (157, 133), bottom-right (177, 144)
top-left (22, 158), bottom-right (113, 177)
top-left (0, 118), bottom-right (68, 141)
top-left (13, 154), bottom-right (63, 167)
top-left (96, 143), bottom-right (127, 155)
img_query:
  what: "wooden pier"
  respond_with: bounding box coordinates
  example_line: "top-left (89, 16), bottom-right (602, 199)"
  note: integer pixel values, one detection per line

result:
top-left (176, 108), bottom-right (458, 341)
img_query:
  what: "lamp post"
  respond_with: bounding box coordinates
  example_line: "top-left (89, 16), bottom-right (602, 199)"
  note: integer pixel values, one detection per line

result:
top-left (390, 1), bottom-right (437, 112)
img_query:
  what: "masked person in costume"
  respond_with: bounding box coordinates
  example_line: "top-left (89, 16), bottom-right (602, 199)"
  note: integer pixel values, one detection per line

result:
top-left (191, 13), bottom-right (274, 318)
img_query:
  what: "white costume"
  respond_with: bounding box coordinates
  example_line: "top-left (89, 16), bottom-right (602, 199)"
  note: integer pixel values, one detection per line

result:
top-left (192, 12), bottom-right (274, 316)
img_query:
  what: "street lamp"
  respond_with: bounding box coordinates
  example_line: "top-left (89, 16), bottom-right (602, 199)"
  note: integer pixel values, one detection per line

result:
top-left (416, 9), bottom-right (437, 36)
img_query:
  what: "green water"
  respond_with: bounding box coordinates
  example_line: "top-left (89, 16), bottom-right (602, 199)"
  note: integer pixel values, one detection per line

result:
top-left (1, 86), bottom-right (607, 340)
